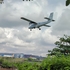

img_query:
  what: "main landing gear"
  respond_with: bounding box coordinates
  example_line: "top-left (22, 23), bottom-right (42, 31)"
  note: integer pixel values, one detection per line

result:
top-left (39, 28), bottom-right (41, 30)
top-left (29, 28), bottom-right (41, 31)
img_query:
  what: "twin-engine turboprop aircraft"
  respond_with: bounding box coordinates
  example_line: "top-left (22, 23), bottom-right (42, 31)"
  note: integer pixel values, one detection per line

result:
top-left (21, 12), bottom-right (55, 31)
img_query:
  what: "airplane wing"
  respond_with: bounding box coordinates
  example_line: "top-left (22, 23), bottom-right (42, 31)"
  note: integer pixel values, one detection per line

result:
top-left (21, 17), bottom-right (37, 24)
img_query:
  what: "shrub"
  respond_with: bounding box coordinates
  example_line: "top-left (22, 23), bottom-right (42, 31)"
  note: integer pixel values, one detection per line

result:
top-left (41, 56), bottom-right (70, 70)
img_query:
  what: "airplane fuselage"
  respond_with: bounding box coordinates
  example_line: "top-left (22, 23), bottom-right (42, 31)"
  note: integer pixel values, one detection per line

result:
top-left (29, 20), bottom-right (51, 29)
top-left (21, 12), bottom-right (55, 30)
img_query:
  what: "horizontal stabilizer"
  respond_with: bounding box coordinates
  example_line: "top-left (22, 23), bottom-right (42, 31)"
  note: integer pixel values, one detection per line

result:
top-left (44, 17), bottom-right (55, 21)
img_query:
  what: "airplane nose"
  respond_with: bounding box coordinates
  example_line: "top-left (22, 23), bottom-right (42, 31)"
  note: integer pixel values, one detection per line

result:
top-left (29, 24), bottom-right (34, 29)
top-left (29, 27), bottom-right (30, 29)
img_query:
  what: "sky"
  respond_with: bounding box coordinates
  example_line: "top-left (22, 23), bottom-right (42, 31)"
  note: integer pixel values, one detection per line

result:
top-left (0, 0), bottom-right (70, 56)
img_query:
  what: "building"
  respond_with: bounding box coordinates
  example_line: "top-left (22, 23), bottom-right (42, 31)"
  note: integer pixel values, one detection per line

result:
top-left (0, 53), bottom-right (45, 61)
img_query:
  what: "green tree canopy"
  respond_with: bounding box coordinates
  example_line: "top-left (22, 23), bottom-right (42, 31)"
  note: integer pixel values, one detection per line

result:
top-left (48, 35), bottom-right (70, 56)
top-left (66, 0), bottom-right (70, 6)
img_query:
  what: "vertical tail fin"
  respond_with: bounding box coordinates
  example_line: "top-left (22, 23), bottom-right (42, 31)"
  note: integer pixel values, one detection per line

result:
top-left (49, 12), bottom-right (53, 20)
top-left (44, 12), bottom-right (55, 21)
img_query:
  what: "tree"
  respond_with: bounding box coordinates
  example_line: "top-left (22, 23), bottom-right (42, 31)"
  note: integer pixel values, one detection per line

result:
top-left (48, 35), bottom-right (70, 56)
top-left (66, 0), bottom-right (70, 6)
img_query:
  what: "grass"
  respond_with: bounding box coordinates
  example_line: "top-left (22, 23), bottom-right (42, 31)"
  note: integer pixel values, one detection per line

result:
top-left (0, 56), bottom-right (70, 70)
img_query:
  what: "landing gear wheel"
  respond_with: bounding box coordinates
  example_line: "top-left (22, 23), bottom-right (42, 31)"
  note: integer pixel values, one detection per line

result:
top-left (39, 28), bottom-right (41, 30)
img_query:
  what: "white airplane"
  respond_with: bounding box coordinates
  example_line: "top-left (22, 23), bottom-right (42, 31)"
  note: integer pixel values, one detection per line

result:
top-left (21, 12), bottom-right (55, 31)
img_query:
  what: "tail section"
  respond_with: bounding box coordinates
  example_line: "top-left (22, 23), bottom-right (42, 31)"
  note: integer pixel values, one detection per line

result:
top-left (49, 13), bottom-right (53, 20)
top-left (44, 12), bottom-right (55, 21)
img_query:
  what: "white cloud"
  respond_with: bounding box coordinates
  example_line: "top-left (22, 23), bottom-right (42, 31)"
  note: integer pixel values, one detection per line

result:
top-left (0, 0), bottom-right (43, 21)
top-left (52, 6), bottom-right (70, 36)
top-left (0, 0), bottom-right (69, 56)
top-left (42, 28), bottom-right (58, 44)
top-left (0, 27), bottom-right (57, 56)
top-left (54, 4), bottom-right (66, 20)
top-left (0, 0), bottom-right (48, 27)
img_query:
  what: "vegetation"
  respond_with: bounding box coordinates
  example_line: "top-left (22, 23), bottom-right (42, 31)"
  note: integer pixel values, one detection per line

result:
top-left (66, 0), bottom-right (70, 6)
top-left (0, 35), bottom-right (70, 70)
top-left (1, 56), bottom-right (70, 70)
top-left (48, 35), bottom-right (70, 56)
top-left (41, 56), bottom-right (70, 70)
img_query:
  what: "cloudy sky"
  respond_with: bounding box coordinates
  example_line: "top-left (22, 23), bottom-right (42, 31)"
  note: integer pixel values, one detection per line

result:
top-left (0, 0), bottom-right (70, 56)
